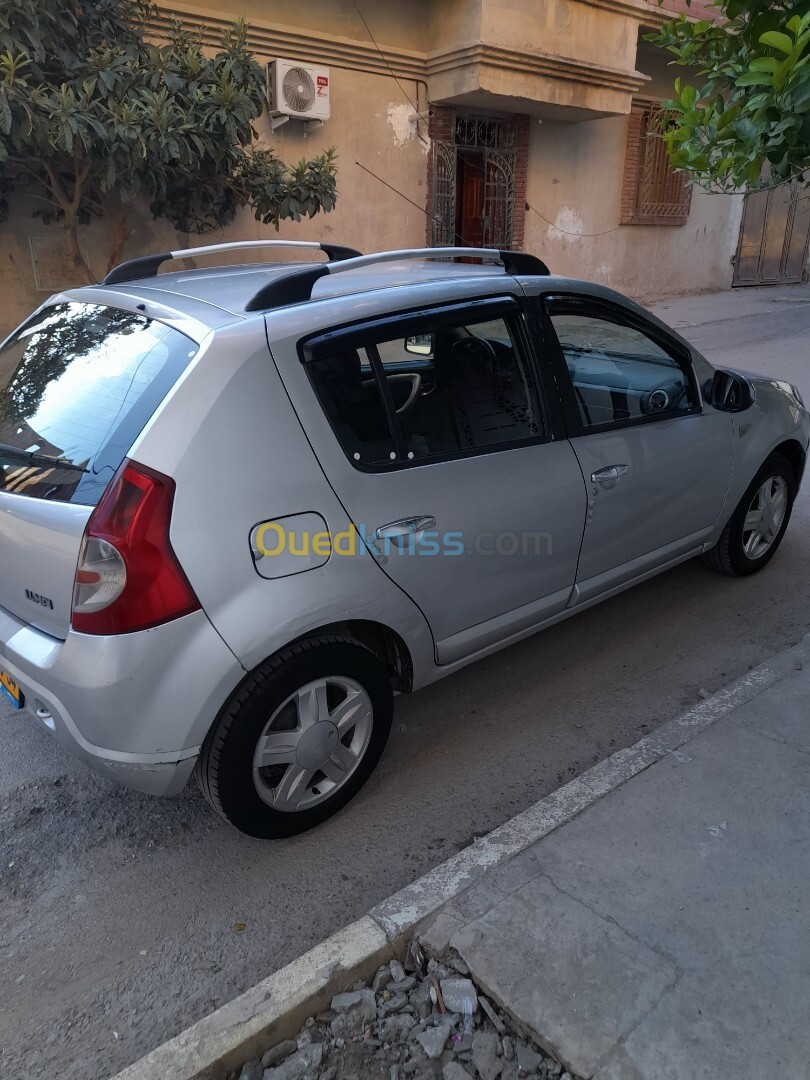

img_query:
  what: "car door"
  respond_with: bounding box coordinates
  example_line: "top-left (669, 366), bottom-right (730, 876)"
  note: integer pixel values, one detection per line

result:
top-left (281, 294), bottom-right (588, 664)
top-left (540, 294), bottom-right (734, 603)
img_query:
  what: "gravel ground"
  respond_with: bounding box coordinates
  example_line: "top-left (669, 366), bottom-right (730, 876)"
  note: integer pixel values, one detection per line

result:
top-left (232, 944), bottom-right (577, 1080)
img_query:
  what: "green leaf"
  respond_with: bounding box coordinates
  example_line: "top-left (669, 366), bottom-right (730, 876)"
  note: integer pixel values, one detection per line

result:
top-left (0, 0), bottom-right (339, 250)
top-left (736, 71), bottom-right (774, 86)
top-left (759, 31), bottom-right (793, 55)
top-left (749, 57), bottom-right (779, 72)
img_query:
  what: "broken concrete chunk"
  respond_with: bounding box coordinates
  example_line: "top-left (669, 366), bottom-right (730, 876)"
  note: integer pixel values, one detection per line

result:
top-left (515, 1041), bottom-right (544, 1074)
top-left (478, 995), bottom-right (506, 1035)
top-left (380, 992), bottom-right (409, 1014)
top-left (472, 1029), bottom-right (502, 1080)
top-left (415, 1023), bottom-right (452, 1059)
top-left (237, 1058), bottom-right (262, 1080)
top-left (260, 1040), bottom-right (297, 1068)
top-left (439, 977), bottom-right (478, 1015)
top-left (442, 1062), bottom-right (474, 1080)
top-left (330, 989), bottom-right (375, 1015)
top-left (379, 1013), bottom-right (417, 1043)
top-left (450, 954), bottom-right (470, 975)
top-left (263, 1041), bottom-right (324, 1080)
top-left (389, 958), bottom-right (406, 982)
top-left (329, 988), bottom-right (377, 1040)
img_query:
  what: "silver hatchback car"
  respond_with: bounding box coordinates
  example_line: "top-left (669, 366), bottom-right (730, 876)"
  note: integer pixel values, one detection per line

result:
top-left (0, 242), bottom-right (806, 837)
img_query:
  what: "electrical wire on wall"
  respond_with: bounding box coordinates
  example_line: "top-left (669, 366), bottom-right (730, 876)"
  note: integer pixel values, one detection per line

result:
top-left (351, 0), bottom-right (419, 113)
top-left (353, 1), bottom-right (626, 249)
top-left (354, 162), bottom-right (471, 248)
top-left (526, 202), bottom-right (624, 239)
top-left (352, 3), bottom-right (466, 240)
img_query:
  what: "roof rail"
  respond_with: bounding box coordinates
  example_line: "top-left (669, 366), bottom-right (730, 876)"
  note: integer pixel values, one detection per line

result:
top-left (244, 247), bottom-right (549, 312)
top-left (102, 240), bottom-right (362, 287)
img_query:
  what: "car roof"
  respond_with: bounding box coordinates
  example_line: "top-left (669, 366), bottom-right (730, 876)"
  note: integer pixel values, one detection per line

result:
top-left (81, 258), bottom-right (632, 323)
top-left (88, 260), bottom-right (513, 316)
top-left (54, 252), bottom-right (659, 346)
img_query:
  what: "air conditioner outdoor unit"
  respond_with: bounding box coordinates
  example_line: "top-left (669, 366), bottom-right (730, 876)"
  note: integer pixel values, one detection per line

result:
top-left (267, 59), bottom-right (330, 128)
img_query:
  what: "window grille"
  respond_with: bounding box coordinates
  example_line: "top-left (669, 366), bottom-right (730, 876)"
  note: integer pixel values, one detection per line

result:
top-left (622, 104), bottom-right (692, 226)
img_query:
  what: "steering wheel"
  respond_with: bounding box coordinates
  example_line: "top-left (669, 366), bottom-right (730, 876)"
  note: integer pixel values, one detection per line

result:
top-left (447, 335), bottom-right (498, 372)
top-left (641, 378), bottom-right (687, 415)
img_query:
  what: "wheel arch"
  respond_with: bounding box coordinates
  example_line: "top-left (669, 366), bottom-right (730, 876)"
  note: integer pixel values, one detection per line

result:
top-left (770, 438), bottom-right (806, 488)
top-left (302, 620), bottom-right (414, 692)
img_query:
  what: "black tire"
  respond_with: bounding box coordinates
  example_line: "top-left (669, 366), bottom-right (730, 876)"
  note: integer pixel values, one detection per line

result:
top-left (197, 634), bottom-right (393, 838)
top-left (703, 453), bottom-right (795, 577)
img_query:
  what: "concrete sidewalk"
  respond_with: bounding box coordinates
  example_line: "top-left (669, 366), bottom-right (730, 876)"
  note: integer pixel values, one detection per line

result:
top-left (649, 281), bottom-right (808, 332)
top-left (420, 651), bottom-right (810, 1079)
top-left (111, 637), bottom-right (810, 1080)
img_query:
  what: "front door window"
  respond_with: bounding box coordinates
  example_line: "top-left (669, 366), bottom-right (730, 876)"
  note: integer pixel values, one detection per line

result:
top-left (550, 310), bottom-right (696, 430)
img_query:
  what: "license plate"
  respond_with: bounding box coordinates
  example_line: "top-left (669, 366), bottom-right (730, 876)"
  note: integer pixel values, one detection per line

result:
top-left (0, 668), bottom-right (23, 709)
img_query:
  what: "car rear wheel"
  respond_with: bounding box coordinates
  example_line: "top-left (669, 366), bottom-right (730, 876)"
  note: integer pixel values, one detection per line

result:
top-left (703, 453), bottom-right (795, 577)
top-left (197, 634), bottom-right (393, 838)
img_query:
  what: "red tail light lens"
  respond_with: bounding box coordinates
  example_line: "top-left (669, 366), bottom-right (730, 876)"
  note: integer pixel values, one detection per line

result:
top-left (72, 460), bottom-right (200, 635)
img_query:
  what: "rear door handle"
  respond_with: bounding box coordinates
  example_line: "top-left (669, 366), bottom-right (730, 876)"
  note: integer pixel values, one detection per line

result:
top-left (375, 516), bottom-right (436, 543)
top-left (591, 464), bottom-right (629, 484)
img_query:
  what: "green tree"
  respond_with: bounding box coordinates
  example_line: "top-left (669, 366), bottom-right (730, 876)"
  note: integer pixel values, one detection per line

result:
top-left (650, 1), bottom-right (810, 192)
top-left (0, 0), bottom-right (337, 283)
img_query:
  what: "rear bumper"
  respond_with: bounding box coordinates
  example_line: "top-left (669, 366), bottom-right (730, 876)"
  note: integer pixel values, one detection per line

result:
top-left (0, 604), bottom-right (244, 796)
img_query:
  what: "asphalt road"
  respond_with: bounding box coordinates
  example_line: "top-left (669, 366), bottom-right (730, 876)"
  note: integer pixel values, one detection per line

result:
top-left (1, 284), bottom-right (808, 1080)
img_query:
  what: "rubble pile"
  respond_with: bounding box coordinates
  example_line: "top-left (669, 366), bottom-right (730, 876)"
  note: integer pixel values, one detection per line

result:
top-left (233, 944), bottom-right (578, 1080)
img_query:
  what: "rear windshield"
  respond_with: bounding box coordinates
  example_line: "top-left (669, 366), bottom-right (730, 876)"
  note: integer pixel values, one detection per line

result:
top-left (0, 302), bottom-right (198, 504)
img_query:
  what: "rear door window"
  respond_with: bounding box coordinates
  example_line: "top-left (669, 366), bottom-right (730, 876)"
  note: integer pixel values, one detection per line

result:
top-left (303, 301), bottom-right (545, 469)
top-left (0, 302), bottom-right (198, 504)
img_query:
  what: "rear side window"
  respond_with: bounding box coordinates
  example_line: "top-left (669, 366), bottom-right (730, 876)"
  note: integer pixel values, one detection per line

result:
top-left (304, 304), bottom-right (544, 469)
top-left (0, 303), bottom-right (198, 504)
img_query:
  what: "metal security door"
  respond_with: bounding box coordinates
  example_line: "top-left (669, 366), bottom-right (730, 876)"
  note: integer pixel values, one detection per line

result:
top-left (431, 141), bottom-right (456, 247)
top-left (734, 180), bottom-right (810, 285)
top-left (430, 116), bottom-right (516, 250)
top-left (482, 151), bottom-right (514, 249)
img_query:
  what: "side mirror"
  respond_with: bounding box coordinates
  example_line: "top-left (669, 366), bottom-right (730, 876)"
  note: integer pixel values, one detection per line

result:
top-left (704, 369), bottom-right (755, 413)
top-left (405, 334), bottom-right (434, 358)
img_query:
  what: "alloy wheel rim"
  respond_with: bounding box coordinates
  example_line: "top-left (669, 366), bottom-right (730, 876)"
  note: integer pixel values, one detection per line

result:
top-left (252, 676), bottom-right (373, 812)
top-left (742, 475), bottom-right (788, 561)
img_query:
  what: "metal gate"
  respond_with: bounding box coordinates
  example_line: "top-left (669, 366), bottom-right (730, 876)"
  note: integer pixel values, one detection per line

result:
top-left (481, 151), bottom-right (513, 249)
top-left (733, 180), bottom-right (810, 286)
top-left (432, 141), bottom-right (457, 247)
top-left (431, 114), bottom-right (516, 249)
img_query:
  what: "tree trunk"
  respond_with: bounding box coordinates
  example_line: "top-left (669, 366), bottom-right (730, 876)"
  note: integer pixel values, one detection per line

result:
top-left (61, 213), bottom-right (94, 285)
top-left (106, 200), bottom-right (135, 275)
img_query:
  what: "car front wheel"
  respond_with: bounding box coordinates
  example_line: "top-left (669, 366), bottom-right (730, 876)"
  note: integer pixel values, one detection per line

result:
top-left (703, 453), bottom-right (795, 577)
top-left (197, 634), bottom-right (393, 838)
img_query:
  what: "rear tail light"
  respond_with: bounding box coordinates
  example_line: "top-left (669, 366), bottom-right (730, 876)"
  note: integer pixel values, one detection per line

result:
top-left (72, 460), bottom-right (200, 635)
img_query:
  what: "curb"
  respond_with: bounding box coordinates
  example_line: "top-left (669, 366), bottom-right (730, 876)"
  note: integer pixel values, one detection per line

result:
top-left (110, 636), bottom-right (808, 1080)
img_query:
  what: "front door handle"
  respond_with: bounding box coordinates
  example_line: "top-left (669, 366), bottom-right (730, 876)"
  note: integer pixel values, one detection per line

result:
top-left (374, 516), bottom-right (436, 544)
top-left (591, 464), bottom-right (629, 484)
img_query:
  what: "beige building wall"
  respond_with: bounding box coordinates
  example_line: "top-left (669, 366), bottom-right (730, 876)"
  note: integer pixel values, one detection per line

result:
top-left (524, 114), bottom-right (744, 301)
top-left (0, 1), bottom-right (746, 338)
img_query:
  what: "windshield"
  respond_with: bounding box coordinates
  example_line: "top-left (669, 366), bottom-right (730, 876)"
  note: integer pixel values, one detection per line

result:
top-left (0, 302), bottom-right (198, 504)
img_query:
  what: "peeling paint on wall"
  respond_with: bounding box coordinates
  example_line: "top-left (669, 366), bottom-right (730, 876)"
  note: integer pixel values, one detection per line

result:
top-left (387, 103), bottom-right (416, 147)
top-left (546, 206), bottom-right (583, 246)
